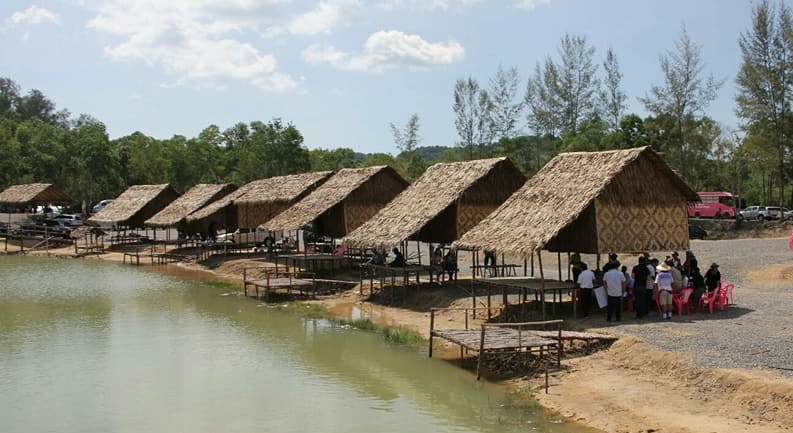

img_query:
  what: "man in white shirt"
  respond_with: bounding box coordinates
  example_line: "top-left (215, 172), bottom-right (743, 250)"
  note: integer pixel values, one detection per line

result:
top-left (576, 263), bottom-right (596, 316)
top-left (603, 264), bottom-right (626, 322)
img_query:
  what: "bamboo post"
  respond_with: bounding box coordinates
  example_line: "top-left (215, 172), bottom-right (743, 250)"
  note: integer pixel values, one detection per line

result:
top-left (476, 324), bottom-right (486, 380)
top-left (539, 250), bottom-right (546, 320)
top-left (530, 250), bottom-right (534, 277)
top-left (566, 252), bottom-right (571, 281)
top-left (428, 309), bottom-right (435, 357)
top-left (557, 252), bottom-right (562, 282)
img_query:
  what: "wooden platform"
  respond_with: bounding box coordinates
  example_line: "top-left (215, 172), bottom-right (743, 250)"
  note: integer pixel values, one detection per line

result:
top-left (243, 266), bottom-right (317, 299)
top-left (473, 277), bottom-right (577, 320)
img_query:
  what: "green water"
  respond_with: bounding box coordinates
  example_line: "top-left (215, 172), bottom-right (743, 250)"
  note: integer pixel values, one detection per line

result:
top-left (0, 256), bottom-right (589, 433)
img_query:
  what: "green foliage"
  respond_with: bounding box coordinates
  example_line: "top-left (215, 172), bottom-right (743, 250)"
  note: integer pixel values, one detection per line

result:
top-left (276, 302), bottom-right (329, 319)
top-left (382, 325), bottom-right (424, 345)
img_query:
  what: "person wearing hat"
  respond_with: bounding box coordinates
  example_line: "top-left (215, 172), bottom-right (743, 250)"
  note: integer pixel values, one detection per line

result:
top-left (654, 261), bottom-right (675, 320)
top-left (704, 263), bottom-right (721, 292)
top-left (670, 251), bottom-right (681, 269)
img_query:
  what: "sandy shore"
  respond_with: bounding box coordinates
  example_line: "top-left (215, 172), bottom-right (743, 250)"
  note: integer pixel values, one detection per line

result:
top-left (5, 240), bottom-right (793, 433)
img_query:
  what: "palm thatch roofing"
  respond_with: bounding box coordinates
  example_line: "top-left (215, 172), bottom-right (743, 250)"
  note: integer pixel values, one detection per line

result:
top-left (260, 166), bottom-right (409, 236)
top-left (0, 183), bottom-right (73, 205)
top-left (342, 157), bottom-right (527, 250)
top-left (88, 184), bottom-right (180, 228)
top-left (144, 184), bottom-right (237, 228)
top-left (185, 171), bottom-right (333, 229)
top-left (454, 146), bottom-right (699, 257)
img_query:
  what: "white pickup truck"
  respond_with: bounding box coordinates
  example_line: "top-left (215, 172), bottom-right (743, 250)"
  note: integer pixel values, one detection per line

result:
top-left (217, 227), bottom-right (273, 245)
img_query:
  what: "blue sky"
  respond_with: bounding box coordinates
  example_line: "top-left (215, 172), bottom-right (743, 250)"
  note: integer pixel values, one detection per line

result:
top-left (0, 0), bottom-right (762, 154)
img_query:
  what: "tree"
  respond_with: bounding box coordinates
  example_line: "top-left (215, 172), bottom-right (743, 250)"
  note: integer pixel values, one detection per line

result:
top-left (554, 34), bottom-right (600, 134)
top-left (390, 113), bottom-right (424, 179)
top-left (309, 148), bottom-right (359, 171)
top-left (488, 65), bottom-right (523, 140)
top-left (640, 25), bottom-right (724, 181)
top-left (735, 0), bottom-right (793, 206)
top-left (453, 77), bottom-right (492, 160)
top-left (0, 77), bottom-right (21, 117)
top-left (524, 59), bottom-right (562, 168)
top-left (600, 48), bottom-right (627, 131)
top-left (250, 118), bottom-right (310, 179)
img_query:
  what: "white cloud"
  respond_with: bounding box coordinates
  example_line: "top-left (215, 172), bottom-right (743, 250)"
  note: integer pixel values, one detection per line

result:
top-left (514, 0), bottom-right (551, 10)
top-left (10, 6), bottom-right (60, 25)
top-left (85, 0), bottom-right (299, 92)
top-left (288, 0), bottom-right (360, 36)
top-left (303, 30), bottom-right (465, 72)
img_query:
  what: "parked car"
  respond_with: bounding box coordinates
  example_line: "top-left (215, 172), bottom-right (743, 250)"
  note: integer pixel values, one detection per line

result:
top-left (688, 224), bottom-right (707, 240)
top-left (216, 227), bottom-right (272, 245)
top-left (91, 199), bottom-right (113, 214)
top-left (738, 205), bottom-right (783, 220)
top-left (785, 208), bottom-right (793, 221)
top-left (52, 213), bottom-right (84, 227)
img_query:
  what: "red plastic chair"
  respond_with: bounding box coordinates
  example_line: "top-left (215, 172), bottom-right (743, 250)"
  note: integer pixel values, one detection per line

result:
top-left (697, 289), bottom-right (719, 313)
top-left (716, 284), bottom-right (732, 310)
top-left (672, 288), bottom-right (694, 316)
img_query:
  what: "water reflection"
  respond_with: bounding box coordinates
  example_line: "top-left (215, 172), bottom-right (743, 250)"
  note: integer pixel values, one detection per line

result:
top-left (0, 257), bottom-right (590, 433)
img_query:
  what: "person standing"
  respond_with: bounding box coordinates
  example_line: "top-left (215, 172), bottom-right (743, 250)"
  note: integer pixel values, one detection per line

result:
top-left (443, 250), bottom-right (458, 282)
top-left (631, 256), bottom-right (651, 319)
top-left (655, 261), bottom-right (675, 320)
top-left (603, 263), bottom-right (626, 322)
top-left (576, 263), bottom-right (596, 317)
top-left (430, 247), bottom-right (444, 285)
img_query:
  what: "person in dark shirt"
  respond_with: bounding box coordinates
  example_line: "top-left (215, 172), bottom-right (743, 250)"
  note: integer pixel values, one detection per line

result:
top-left (389, 247), bottom-right (405, 267)
top-left (689, 266), bottom-right (707, 306)
top-left (704, 263), bottom-right (721, 291)
top-left (631, 256), bottom-right (651, 319)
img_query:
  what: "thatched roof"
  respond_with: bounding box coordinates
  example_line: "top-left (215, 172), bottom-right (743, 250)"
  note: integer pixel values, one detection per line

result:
top-left (185, 171), bottom-right (333, 223)
top-left (0, 183), bottom-right (73, 205)
top-left (260, 166), bottom-right (407, 232)
top-left (454, 146), bottom-right (699, 257)
top-left (343, 157), bottom-right (526, 249)
top-left (70, 226), bottom-right (108, 239)
top-left (145, 184), bottom-right (236, 227)
top-left (88, 184), bottom-right (179, 225)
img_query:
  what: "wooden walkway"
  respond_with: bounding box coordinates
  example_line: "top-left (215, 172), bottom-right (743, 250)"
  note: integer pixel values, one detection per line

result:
top-left (429, 307), bottom-right (618, 379)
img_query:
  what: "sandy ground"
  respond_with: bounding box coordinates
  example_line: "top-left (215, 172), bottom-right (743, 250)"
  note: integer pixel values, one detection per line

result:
top-left (5, 239), bottom-right (793, 433)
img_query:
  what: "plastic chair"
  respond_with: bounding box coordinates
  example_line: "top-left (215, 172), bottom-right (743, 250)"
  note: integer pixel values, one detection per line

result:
top-left (716, 284), bottom-right (732, 310)
top-left (672, 288), bottom-right (694, 316)
top-left (697, 289), bottom-right (719, 313)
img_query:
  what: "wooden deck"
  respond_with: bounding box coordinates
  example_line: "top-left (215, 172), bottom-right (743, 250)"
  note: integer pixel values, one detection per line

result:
top-left (472, 277), bottom-right (578, 320)
top-left (243, 266), bottom-right (318, 299)
top-left (429, 307), bottom-right (618, 379)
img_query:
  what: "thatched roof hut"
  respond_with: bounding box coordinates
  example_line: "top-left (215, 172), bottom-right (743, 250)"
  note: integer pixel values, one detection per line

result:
top-left (88, 184), bottom-right (180, 228)
top-left (0, 183), bottom-right (73, 205)
top-left (185, 171), bottom-right (333, 230)
top-left (260, 166), bottom-right (409, 238)
top-left (144, 183), bottom-right (237, 228)
top-left (342, 157), bottom-right (527, 250)
top-left (454, 146), bottom-right (699, 257)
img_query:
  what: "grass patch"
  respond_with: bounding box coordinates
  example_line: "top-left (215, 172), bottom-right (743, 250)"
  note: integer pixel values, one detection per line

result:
top-left (382, 325), bottom-right (424, 345)
top-left (332, 318), bottom-right (424, 346)
top-left (335, 317), bottom-right (379, 331)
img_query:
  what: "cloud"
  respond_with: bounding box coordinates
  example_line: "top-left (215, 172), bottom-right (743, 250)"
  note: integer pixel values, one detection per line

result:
top-left (85, 0), bottom-right (299, 92)
top-left (288, 0), bottom-right (360, 36)
top-left (514, 0), bottom-right (551, 10)
top-left (10, 6), bottom-right (60, 25)
top-left (375, 0), bottom-right (480, 11)
top-left (303, 30), bottom-right (465, 72)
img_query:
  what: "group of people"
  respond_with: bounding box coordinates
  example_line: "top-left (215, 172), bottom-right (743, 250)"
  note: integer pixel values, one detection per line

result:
top-left (575, 251), bottom-right (722, 322)
top-left (366, 246), bottom-right (459, 284)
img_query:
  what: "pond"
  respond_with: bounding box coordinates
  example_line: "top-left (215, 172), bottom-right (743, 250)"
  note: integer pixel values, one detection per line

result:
top-left (0, 256), bottom-right (592, 433)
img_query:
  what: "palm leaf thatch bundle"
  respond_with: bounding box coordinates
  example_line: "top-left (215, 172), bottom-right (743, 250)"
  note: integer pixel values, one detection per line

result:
top-left (260, 166), bottom-right (408, 234)
top-left (186, 171), bottom-right (333, 227)
top-left (88, 184), bottom-right (179, 227)
top-left (343, 157), bottom-right (526, 250)
top-left (454, 146), bottom-right (698, 258)
top-left (145, 184), bottom-right (236, 228)
top-left (0, 183), bottom-right (73, 205)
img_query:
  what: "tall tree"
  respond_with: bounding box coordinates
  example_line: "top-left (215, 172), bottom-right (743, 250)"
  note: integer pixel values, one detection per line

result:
top-left (640, 25), bottom-right (724, 181)
top-left (453, 77), bottom-right (492, 160)
top-left (554, 34), bottom-right (600, 134)
top-left (390, 113), bottom-right (424, 179)
top-left (600, 48), bottom-right (627, 131)
top-left (0, 77), bottom-right (21, 117)
top-left (524, 59), bottom-right (562, 168)
top-left (488, 65), bottom-right (523, 140)
top-left (735, 0), bottom-right (793, 206)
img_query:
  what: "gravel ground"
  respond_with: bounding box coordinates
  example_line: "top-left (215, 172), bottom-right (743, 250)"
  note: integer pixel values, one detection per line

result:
top-left (579, 237), bottom-right (793, 377)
